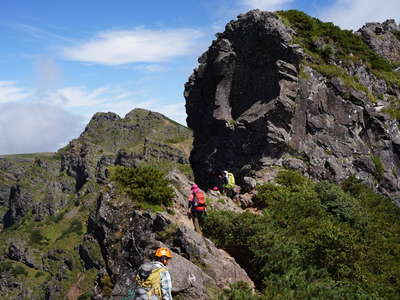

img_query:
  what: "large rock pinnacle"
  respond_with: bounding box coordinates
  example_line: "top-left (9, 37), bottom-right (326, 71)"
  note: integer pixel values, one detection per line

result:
top-left (185, 10), bottom-right (400, 204)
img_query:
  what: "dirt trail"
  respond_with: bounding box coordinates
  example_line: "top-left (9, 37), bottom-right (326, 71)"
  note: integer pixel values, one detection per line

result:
top-left (65, 273), bottom-right (85, 300)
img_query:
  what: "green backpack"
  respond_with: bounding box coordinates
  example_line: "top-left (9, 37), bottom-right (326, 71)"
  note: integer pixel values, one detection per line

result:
top-left (135, 263), bottom-right (167, 299)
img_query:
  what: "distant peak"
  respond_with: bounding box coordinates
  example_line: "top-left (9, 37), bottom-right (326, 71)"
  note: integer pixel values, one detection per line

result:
top-left (124, 108), bottom-right (164, 121)
top-left (90, 112), bottom-right (121, 122)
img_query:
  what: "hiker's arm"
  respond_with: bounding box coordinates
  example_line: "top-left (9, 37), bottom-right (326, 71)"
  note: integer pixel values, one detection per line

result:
top-left (188, 194), bottom-right (193, 209)
top-left (160, 270), bottom-right (173, 300)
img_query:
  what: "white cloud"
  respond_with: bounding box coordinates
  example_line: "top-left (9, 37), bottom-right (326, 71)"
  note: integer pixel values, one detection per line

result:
top-left (0, 103), bottom-right (84, 154)
top-left (0, 81), bottom-right (32, 103)
top-left (318, 0), bottom-right (400, 30)
top-left (48, 86), bottom-right (108, 108)
top-left (240, 0), bottom-right (294, 11)
top-left (62, 28), bottom-right (204, 65)
top-left (0, 80), bottom-right (188, 155)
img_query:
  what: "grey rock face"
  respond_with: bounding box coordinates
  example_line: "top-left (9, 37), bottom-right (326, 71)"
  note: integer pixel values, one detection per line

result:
top-left (3, 185), bottom-right (31, 227)
top-left (185, 10), bottom-right (299, 188)
top-left (7, 242), bottom-right (41, 270)
top-left (185, 10), bottom-right (400, 204)
top-left (358, 20), bottom-right (400, 63)
top-left (144, 138), bottom-right (189, 164)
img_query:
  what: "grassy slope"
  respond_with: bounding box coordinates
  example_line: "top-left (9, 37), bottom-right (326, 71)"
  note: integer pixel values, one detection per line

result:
top-left (277, 10), bottom-right (400, 117)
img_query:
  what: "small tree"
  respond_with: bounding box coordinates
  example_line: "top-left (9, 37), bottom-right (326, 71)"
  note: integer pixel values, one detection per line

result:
top-left (110, 165), bottom-right (175, 206)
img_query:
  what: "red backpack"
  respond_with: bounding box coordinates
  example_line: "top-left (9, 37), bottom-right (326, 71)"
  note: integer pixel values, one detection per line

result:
top-left (191, 192), bottom-right (206, 211)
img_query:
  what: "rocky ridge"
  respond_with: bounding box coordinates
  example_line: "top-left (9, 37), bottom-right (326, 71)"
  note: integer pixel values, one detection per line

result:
top-left (0, 108), bottom-right (253, 299)
top-left (185, 10), bottom-right (400, 204)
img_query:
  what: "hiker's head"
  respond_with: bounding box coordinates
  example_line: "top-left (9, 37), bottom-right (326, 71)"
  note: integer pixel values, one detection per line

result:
top-left (155, 247), bottom-right (172, 265)
top-left (191, 184), bottom-right (199, 193)
top-left (223, 170), bottom-right (228, 176)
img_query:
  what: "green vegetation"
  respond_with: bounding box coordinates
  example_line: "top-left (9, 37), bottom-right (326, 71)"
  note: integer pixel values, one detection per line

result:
top-left (277, 10), bottom-right (393, 71)
top-left (218, 282), bottom-right (262, 300)
top-left (371, 155), bottom-right (385, 181)
top-left (57, 220), bottom-right (83, 240)
top-left (157, 224), bottom-right (178, 241)
top-left (382, 95), bottom-right (400, 120)
top-left (110, 165), bottom-right (175, 207)
top-left (372, 69), bottom-right (400, 88)
top-left (277, 10), bottom-right (400, 93)
top-left (165, 136), bottom-right (187, 144)
top-left (310, 64), bottom-right (376, 101)
top-left (142, 158), bottom-right (194, 181)
top-left (0, 261), bottom-right (28, 277)
top-left (394, 31), bottom-right (400, 41)
top-left (203, 170), bottom-right (400, 299)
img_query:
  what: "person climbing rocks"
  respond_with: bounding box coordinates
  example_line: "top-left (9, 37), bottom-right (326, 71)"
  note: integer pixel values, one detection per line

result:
top-left (223, 170), bottom-right (235, 197)
top-left (188, 184), bottom-right (206, 233)
top-left (134, 247), bottom-right (173, 300)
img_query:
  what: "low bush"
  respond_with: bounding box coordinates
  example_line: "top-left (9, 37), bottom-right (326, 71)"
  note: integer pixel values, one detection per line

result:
top-left (371, 155), bottom-right (385, 181)
top-left (110, 165), bottom-right (175, 207)
top-left (203, 173), bottom-right (400, 299)
top-left (275, 169), bottom-right (308, 188)
top-left (394, 31), bottom-right (400, 41)
top-left (218, 282), bottom-right (263, 300)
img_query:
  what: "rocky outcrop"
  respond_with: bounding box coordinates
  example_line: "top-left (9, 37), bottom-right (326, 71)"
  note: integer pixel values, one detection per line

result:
top-left (358, 20), bottom-right (400, 64)
top-left (60, 108), bottom-right (192, 193)
top-left (87, 184), bottom-right (253, 299)
top-left (7, 242), bottom-right (41, 270)
top-left (185, 10), bottom-right (400, 204)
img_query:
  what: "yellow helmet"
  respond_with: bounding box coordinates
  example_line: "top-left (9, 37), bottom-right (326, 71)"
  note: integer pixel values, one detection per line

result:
top-left (155, 247), bottom-right (173, 258)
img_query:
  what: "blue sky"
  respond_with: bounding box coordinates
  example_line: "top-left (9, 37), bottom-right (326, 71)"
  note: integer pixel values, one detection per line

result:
top-left (0, 0), bottom-right (399, 154)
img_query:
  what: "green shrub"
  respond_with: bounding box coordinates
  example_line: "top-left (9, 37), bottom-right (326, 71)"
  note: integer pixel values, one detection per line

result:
top-left (275, 169), bottom-right (307, 188)
top-left (110, 165), bottom-right (175, 207)
top-left (382, 95), bottom-right (400, 120)
top-left (204, 174), bottom-right (400, 299)
top-left (0, 261), bottom-right (13, 273)
top-left (218, 282), bottom-right (263, 300)
top-left (35, 271), bottom-right (45, 278)
top-left (314, 181), bottom-right (365, 227)
top-left (100, 274), bottom-right (113, 297)
top-left (252, 183), bottom-right (289, 208)
top-left (394, 31), bottom-right (400, 41)
top-left (371, 155), bottom-right (384, 181)
top-left (277, 10), bottom-right (394, 72)
top-left (11, 265), bottom-right (28, 276)
top-left (78, 293), bottom-right (93, 300)
top-left (29, 229), bottom-right (46, 245)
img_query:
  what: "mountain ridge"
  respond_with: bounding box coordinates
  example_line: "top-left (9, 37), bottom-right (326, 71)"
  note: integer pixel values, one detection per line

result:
top-left (1, 9), bottom-right (400, 300)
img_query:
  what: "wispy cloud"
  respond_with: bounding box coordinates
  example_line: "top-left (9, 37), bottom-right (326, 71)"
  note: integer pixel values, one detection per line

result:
top-left (0, 81), bottom-right (32, 103)
top-left (239, 0), bottom-right (295, 11)
top-left (62, 28), bottom-right (204, 65)
top-left (47, 86), bottom-right (109, 108)
top-left (14, 23), bottom-right (74, 42)
top-left (318, 0), bottom-right (400, 30)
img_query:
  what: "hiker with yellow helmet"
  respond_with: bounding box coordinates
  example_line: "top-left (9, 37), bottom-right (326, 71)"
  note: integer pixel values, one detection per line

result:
top-left (134, 248), bottom-right (173, 300)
